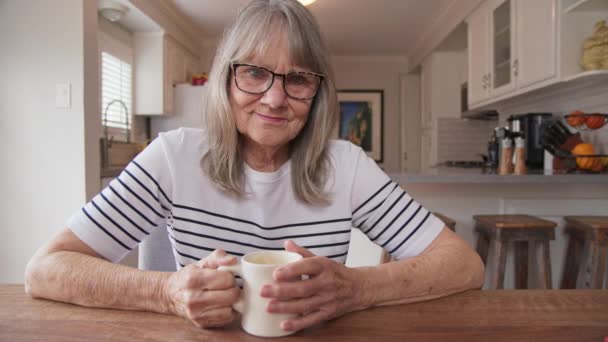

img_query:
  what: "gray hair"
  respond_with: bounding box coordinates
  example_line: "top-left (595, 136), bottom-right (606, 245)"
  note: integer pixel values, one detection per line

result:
top-left (202, 0), bottom-right (337, 205)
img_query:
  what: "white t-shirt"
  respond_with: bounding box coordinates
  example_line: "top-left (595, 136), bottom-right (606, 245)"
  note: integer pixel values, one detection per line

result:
top-left (68, 127), bottom-right (444, 268)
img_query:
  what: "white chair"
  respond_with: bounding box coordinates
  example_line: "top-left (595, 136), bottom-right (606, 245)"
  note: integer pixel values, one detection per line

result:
top-left (138, 227), bottom-right (177, 271)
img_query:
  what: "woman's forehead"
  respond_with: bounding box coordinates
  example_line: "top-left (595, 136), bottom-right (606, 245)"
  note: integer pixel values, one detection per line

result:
top-left (234, 21), bottom-right (313, 71)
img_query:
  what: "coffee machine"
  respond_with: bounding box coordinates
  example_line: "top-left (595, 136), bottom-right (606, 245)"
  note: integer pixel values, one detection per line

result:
top-left (507, 113), bottom-right (553, 169)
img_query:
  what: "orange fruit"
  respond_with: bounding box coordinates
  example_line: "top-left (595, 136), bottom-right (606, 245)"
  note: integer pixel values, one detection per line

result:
top-left (572, 143), bottom-right (596, 170)
top-left (566, 110), bottom-right (585, 127)
top-left (590, 159), bottom-right (604, 172)
top-left (585, 114), bottom-right (605, 129)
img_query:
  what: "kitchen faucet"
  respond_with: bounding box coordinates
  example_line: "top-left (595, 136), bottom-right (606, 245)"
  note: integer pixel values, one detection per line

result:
top-left (101, 99), bottom-right (130, 169)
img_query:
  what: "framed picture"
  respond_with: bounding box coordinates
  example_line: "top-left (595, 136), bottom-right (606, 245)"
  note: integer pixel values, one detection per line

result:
top-left (337, 90), bottom-right (384, 163)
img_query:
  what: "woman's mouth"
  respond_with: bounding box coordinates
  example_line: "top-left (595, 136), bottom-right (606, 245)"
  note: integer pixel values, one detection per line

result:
top-left (255, 112), bottom-right (288, 124)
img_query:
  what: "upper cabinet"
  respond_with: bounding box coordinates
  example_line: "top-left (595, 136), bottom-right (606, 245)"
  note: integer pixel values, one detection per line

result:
top-left (467, 0), bottom-right (608, 109)
top-left (134, 33), bottom-right (200, 116)
top-left (421, 51), bottom-right (468, 128)
top-left (467, 0), bottom-right (557, 108)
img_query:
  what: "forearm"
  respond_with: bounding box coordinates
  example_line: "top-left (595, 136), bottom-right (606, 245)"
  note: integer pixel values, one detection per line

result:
top-left (25, 251), bottom-right (172, 314)
top-left (352, 231), bottom-right (485, 310)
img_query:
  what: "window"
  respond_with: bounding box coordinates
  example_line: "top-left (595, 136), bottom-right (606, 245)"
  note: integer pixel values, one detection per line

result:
top-left (101, 51), bottom-right (132, 140)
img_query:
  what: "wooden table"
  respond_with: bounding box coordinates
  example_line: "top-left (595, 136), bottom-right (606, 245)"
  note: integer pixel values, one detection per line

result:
top-left (1, 284), bottom-right (607, 341)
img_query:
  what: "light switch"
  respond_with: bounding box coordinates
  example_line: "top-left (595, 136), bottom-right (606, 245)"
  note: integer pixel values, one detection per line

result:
top-left (55, 83), bottom-right (71, 108)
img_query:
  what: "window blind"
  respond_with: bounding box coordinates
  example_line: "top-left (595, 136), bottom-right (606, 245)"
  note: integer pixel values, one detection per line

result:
top-left (101, 51), bottom-right (132, 135)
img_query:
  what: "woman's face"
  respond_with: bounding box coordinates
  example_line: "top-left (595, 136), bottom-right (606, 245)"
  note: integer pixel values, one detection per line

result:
top-left (230, 35), bottom-right (313, 151)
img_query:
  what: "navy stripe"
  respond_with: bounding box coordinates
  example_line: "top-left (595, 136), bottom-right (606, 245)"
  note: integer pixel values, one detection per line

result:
top-left (172, 217), bottom-right (351, 241)
top-left (131, 160), bottom-right (173, 205)
top-left (108, 185), bottom-right (157, 226)
top-left (352, 180), bottom-right (392, 216)
top-left (169, 233), bottom-right (243, 256)
top-left (371, 198), bottom-right (414, 242)
top-left (355, 183), bottom-right (399, 228)
top-left (382, 205), bottom-right (423, 248)
top-left (81, 207), bottom-right (130, 250)
top-left (171, 226), bottom-right (349, 251)
top-left (389, 211), bottom-right (431, 254)
top-left (327, 251), bottom-right (348, 259)
top-left (123, 168), bottom-right (170, 212)
top-left (100, 192), bottom-right (151, 235)
top-left (173, 204), bottom-right (350, 230)
top-left (91, 200), bottom-right (140, 243)
top-left (363, 191), bottom-right (406, 235)
top-left (171, 243), bottom-right (203, 261)
top-left (116, 178), bottom-right (165, 219)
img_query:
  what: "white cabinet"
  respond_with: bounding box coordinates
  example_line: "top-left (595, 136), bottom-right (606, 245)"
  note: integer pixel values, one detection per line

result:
top-left (467, 5), bottom-right (490, 106)
top-left (421, 51), bottom-right (468, 128)
top-left (515, 0), bottom-right (557, 89)
top-left (467, 0), bottom-right (557, 108)
top-left (134, 34), bottom-right (200, 116)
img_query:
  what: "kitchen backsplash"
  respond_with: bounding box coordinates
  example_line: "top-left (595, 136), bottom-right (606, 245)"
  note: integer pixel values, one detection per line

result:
top-left (436, 118), bottom-right (494, 162)
top-left (493, 82), bottom-right (608, 154)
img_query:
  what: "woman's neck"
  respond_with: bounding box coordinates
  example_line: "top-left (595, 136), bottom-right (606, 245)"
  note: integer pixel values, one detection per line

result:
top-left (241, 139), bottom-right (289, 172)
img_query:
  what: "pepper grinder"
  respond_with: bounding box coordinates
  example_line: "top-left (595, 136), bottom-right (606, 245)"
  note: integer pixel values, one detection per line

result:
top-left (514, 137), bottom-right (527, 175)
top-left (499, 138), bottom-right (514, 175)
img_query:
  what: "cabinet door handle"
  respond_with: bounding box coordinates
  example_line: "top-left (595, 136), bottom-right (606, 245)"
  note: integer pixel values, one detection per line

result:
top-left (487, 73), bottom-right (492, 88)
top-left (482, 74), bottom-right (487, 90)
top-left (513, 59), bottom-right (519, 77)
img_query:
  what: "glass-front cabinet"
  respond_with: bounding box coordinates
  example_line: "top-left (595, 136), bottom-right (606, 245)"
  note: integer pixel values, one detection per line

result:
top-left (489, 0), bottom-right (516, 96)
top-left (466, 0), bottom-right (557, 108)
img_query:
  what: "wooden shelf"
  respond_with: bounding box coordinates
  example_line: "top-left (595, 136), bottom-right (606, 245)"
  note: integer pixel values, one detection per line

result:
top-left (563, 0), bottom-right (608, 14)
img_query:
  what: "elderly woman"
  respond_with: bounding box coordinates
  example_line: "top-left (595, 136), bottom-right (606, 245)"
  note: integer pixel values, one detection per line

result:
top-left (25, 0), bottom-right (484, 333)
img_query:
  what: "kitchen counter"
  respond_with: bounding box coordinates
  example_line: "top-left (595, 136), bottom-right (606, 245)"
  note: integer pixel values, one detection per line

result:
top-left (389, 167), bottom-right (608, 184)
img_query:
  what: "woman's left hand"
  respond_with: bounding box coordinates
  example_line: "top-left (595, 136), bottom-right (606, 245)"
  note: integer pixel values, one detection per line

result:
top-left (260, 240), bottom-right (367, 332)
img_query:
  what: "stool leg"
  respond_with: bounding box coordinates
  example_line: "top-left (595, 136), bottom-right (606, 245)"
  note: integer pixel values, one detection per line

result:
top-left (537, 240), bottom-right (553, 289)
top-left (476, 234), bottom-right (490, 265)
top-left (514, 241), bottom-right (528, 289)
top-left (490, 239), bottom-right (507, 289)
top-left (560, 235), bottom-right (580, 289)
top-left (589, 242), bottom-right (607, 289)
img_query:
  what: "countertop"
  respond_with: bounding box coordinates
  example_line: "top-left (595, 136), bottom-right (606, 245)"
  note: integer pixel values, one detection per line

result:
top-left (389, 167), bottom-right (608, 184)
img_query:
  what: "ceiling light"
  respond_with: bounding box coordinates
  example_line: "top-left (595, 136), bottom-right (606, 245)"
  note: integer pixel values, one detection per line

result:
top-left (298, 0), bottom-right (317, 6)
top-left (98, 0), bottom-right (129, 22)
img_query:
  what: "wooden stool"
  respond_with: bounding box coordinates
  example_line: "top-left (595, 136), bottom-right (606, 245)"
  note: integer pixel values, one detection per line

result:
top-left (434, 212), bottom-right (456, 232)
top-left (474, 214), bottom-right (556, 289)
top-left (560, 216), bottom-right (608, 289)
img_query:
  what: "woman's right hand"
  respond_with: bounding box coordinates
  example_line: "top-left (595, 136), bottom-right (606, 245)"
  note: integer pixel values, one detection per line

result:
top-left (163, 249), bottom-right (240, 328)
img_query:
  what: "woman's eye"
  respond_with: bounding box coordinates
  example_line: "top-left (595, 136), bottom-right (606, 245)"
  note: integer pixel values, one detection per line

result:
top-left (245, 67), bottom-right (267, 79)
top-left (287, 74), bottom-right (309, 85)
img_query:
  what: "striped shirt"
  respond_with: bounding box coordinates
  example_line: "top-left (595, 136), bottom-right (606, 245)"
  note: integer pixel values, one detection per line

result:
top-left (68, 128), bottom-right (444, 268)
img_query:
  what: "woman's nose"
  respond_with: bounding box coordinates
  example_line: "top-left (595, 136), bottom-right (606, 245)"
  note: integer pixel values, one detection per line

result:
top-left (260, 77), bottom-right (288, 108)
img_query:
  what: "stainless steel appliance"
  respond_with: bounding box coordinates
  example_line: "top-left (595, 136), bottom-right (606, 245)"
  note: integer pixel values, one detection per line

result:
top-left (507, 113), bottom-right (553, 169)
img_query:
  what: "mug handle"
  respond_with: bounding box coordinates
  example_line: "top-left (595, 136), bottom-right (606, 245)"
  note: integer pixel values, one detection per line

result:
top-left (218, 263), bottom-right (245, 313)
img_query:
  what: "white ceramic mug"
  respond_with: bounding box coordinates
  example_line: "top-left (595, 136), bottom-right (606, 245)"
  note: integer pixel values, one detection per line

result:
top-left (218, 250), bottom-right (303, 337)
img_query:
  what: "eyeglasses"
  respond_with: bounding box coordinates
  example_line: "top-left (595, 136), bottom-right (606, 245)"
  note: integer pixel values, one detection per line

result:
top-left (232, 63), bottom-right (324, 100)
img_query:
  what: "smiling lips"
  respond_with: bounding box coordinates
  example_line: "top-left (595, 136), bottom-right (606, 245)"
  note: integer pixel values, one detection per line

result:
top-left (255, 112), bottom-right (288, 124)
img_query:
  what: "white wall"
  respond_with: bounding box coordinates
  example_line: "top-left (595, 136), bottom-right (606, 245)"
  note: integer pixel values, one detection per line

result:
top-left (0, 0), bottom-right (98, 282)
top-left (332, 56), bottom-right (409, 173)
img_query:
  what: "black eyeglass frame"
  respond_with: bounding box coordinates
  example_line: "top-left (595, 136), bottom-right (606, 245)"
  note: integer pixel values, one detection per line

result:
top-left (231, 63), bottom-right (325, 100)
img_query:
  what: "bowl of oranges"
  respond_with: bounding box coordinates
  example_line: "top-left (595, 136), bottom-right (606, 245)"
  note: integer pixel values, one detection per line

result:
top-left (565, 110), bottom-right (607, 130)
top-left (569, 143), bottom-right (608, 173)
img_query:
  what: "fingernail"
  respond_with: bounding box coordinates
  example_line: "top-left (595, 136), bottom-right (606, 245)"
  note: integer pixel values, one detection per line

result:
top-left (282, 321), bottom-right (293, 331)
top-left (274, 268), bottom-right (285, 279)
top-left (267, 301), bottom-right (276, 312)
top-left (260, 285), bottom-right (272, 297)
